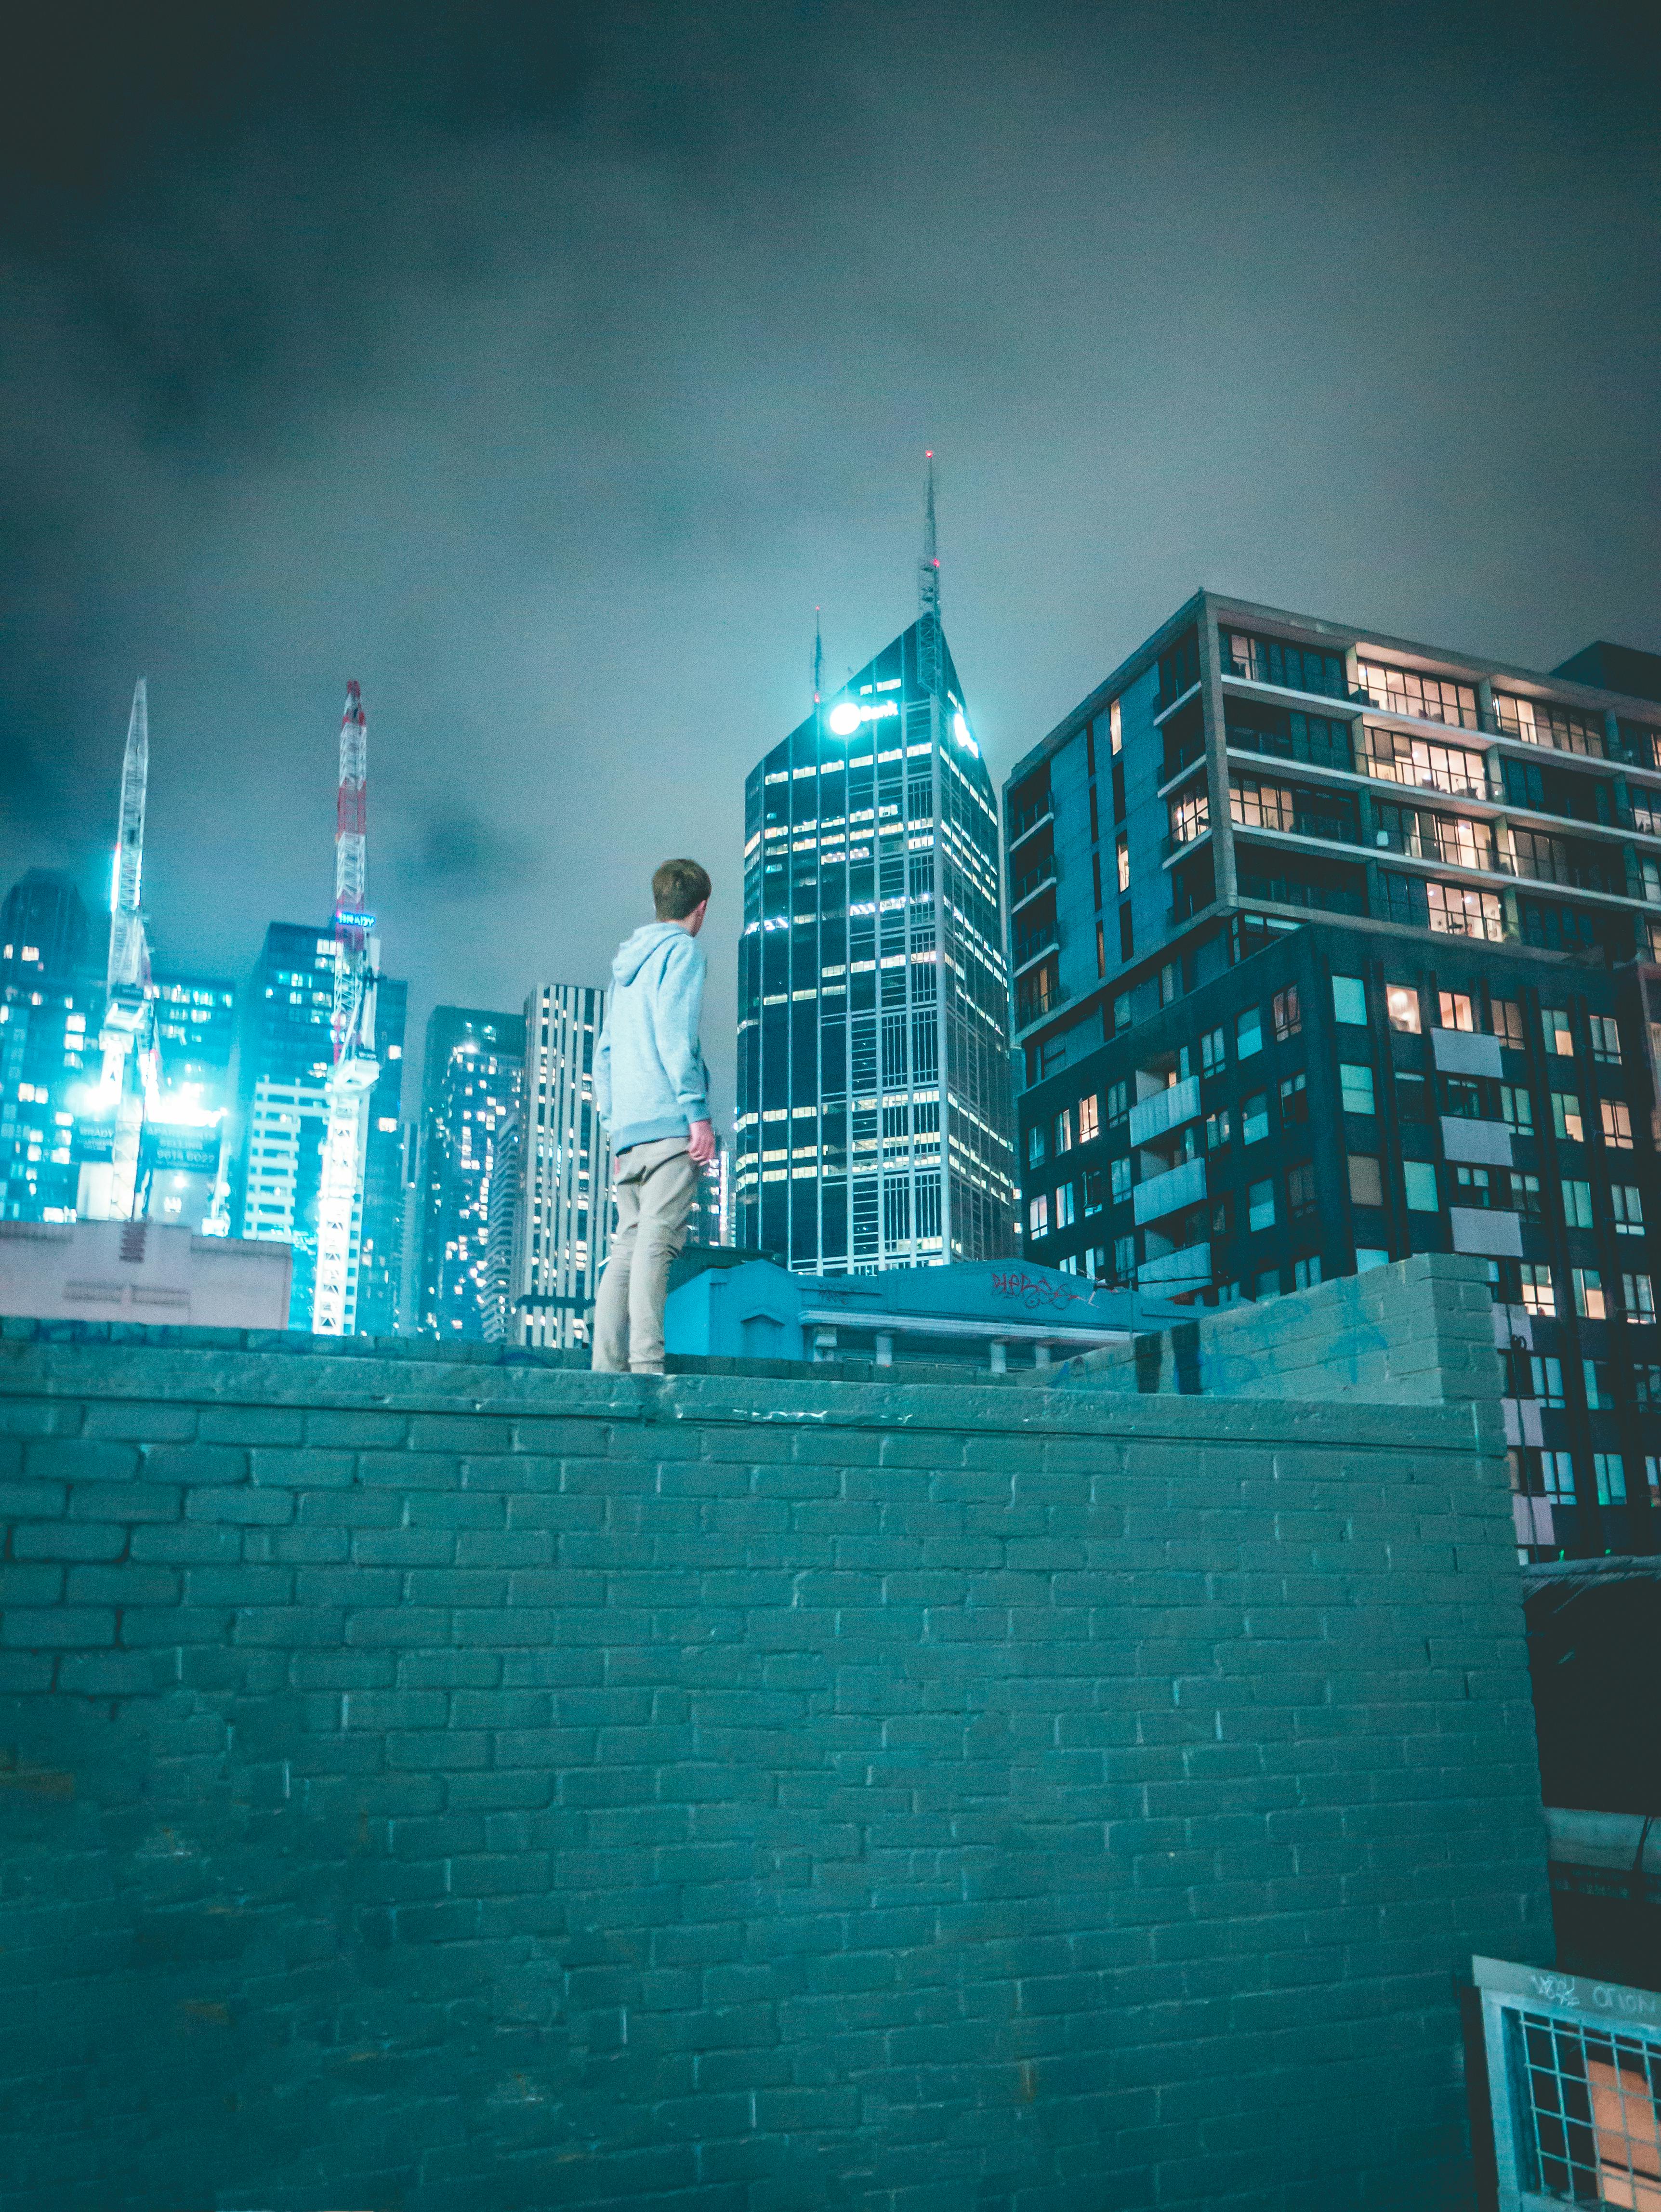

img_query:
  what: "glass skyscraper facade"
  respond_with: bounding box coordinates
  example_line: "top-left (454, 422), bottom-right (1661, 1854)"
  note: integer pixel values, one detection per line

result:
top-left (417, 1004), bottom-right (525, 1341)
top-left (736, 615), bottom-right (1015, 1270)
top-left (504, 982), bottom-right (609, 1350)
top-left (230, 922), bottom-right (406, 1330)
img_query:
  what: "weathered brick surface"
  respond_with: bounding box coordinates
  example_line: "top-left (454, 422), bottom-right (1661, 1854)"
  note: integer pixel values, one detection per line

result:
top-left (0, 1273), bottom-right (1548, 2212)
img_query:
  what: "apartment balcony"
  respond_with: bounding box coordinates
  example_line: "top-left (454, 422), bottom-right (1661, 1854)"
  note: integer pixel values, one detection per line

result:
top-left (1011, 923), bottom-right (1059, 977)
top-left (1449, 1207), bottom-right (1522, 1258)
top-left (1015, 974), bottom-right (1068, 1032)
top-left (1138, 1242), bottom-right (1211, 1292)
top-left (1128, 1073), bottom-right (1201, 1148)
top-left (1133, 1154), bottom-right (1207, 1227)
top-left (1440, 1116), bottom-right (1515, 1167)
top-left (1153, 679), bottom-right (1202, 721)
top-left (1233, 810), bottom-right (1362, 848)
top-left (1008, 798), bottom-right (1054, 848)
top-left (1221, 652), bottom-right (1355, 708)
top-left (1357, 753), bottom-right (1490, 803)
top-left (1430, 1028), bottom-right (1504, 1079)
top-left (1161, 820), bottom-right (1213, 861)
top-left (1009, 857), bottom-right (1057, 912)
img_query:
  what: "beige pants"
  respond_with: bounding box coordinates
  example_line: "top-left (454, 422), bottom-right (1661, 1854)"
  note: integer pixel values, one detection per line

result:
top-left (591, 1137), bottom-right (699, 1374)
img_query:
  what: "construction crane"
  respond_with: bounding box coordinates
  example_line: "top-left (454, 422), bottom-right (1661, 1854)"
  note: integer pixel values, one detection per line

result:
top-left (311, 681), bottom-right (380, 1334)
top-left (83, 680), bottom-right (160, 1221)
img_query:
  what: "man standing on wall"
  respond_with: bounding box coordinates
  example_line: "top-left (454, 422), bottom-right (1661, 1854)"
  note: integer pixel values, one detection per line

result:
top-left (592, 859), bottom-right (716, 1376)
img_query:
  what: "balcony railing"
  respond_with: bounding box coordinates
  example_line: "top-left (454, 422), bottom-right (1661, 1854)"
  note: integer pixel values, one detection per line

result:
top-left (1357, 751), bottom-right (1489, 801)
top-left (1010, 859), bottom-right (1057, 908)
top-left (1133, 1154), bottom-right (1207, 1226)
top-left (1011, 923), bottom-right (1059, 974)
top-left (1162, 818), bottom-right (1212, 859)
top-left (1015, 974), bottom-right (1068, 1029)
top-left (1232, 808), bottom-right (1361, 846)
top-left (1008, 796), bottom-right (1053, 843)
top-left (1160, 737), bottom-right (1206, 787)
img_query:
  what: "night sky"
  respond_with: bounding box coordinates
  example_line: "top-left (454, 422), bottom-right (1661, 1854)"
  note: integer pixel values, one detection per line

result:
top-left (2, 0), bottom-right (1656, 1119)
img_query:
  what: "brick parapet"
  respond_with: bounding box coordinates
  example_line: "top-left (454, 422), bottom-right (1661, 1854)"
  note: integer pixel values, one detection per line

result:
top-left (0, 1259), bottom-right (1546, 2211)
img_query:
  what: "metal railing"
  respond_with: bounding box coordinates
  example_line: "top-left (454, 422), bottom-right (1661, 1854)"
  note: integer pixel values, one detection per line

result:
top-left (1475, 1954), bottom-right (1661, 2212)
top-left (1009, 859), bottom-right (1056, 908)
top-left (1008, 796), bottom-right (1053, 843)
top-left (1015, 974), bottom-right (1068, 1029)
top-left (1162, 819), bottom-right (1212, 858)
top-left (1231, 807), bottom-right (1361, 846)
top-left (1011, 924), bottom-right (1059, 974)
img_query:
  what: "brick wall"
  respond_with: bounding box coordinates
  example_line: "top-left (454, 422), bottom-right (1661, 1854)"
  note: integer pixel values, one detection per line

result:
top-left (0, 1291), bottom-right (1547, 2211)
top-left (1051, 1251), bottom-right (1504, 1408)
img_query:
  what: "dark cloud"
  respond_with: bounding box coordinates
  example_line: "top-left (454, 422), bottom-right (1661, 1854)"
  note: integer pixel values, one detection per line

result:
top-left (0, 0), bottom-right (1657, 1109)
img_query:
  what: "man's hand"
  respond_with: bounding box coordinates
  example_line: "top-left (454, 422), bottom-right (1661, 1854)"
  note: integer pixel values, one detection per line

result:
top-left (688, 1118), bottom-right (716, 1167)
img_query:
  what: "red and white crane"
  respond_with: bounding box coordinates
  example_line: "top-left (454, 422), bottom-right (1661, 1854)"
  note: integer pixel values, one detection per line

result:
top-left (311, 681), bottom-right (381, 1334)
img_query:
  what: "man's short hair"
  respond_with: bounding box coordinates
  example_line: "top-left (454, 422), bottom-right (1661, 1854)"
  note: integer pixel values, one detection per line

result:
top-left (653, 858), bottom-right (712, 921)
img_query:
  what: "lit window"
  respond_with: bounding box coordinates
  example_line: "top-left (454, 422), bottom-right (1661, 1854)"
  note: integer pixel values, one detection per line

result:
top-left (1601, 1098), bottom-right (1634, 1149)
top-left (1028, 1193), bottom-right (1049, 1238)
top-left (1077, 1094), bottom-right (1099, 1146)
top-left (1242, 1093), bottom-right (1268, 1145)
top-left (1612, 1185), bottom-right (1645, 1235)
top-left (1340, 1064), bottom-right (1376, 1115)
top-left (1237, 1006), bottom-right (1263, 1058)
top-left (1054, 1108), bottom-right (1073, 1156)
top-left (1551, 1093), bottom-right (1584, 1143)
top-left (1331, 975), bottom-right (1367, 1025)
top-left (1438, 992), bottom-right (1475, 1033)
top-left (1386, 985), bottom-right (1421, 1033)
top-left (1542, 1007), bottom-right (1574, 1057)
top-left (1520, 1264), bottom-right (1556, 1317)
top-left (1594, 1454), bottom-right (1627, 1504)
top-left (1206, 1109), bottom-right (1231, 1152)
top-left (1247, 1179), bottom-right (1275, 1232)
top-left (1561, 1179), bottom-right (1594, 1229)
top-left (1403, 1161), bottom-right (1439, 1212)
top-left (1116, 835), bottom-right (1130, 894)
top-left (1055, 1182), bottom-right (1076, 1229)
top-left (1272, 987), bottom-right (1301, 1042)
top-left (1589, 1014), bottom-right (1621, 1064)
top-left (1572, 1267), bottom-right (1606, 1319)
top-left (1622, 1273), bottom-right (1656, 1324)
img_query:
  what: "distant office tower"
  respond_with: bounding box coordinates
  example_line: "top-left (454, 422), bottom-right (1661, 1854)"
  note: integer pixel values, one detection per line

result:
top-left (1, 871), bottom-right (93, 991)
top-left (230, 923), bottom-right (406, 1330)
top-left (483, 1107), bottom-right (521, 1345)
top-left (353, 975), bottom-right (407, 1337)
top-left (0, 871), bottom-right (96, 1223)
top-left (685, 1136), bottom-right (732, 1251)
top-left (394, 1119), bottom-right (422, 1335)
top-left (505, 983), bottom-right (608, 1350)
top-left (736, 617), bottom-right (1016, 1270)
top-left (144, 970), bottom-right (237, 1231)
top-left (419, 1005), bottom-right (525, 1340)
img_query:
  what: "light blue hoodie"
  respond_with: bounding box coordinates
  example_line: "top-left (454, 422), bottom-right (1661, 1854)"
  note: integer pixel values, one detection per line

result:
top-left (593, 922), bottom-right (711, 1151)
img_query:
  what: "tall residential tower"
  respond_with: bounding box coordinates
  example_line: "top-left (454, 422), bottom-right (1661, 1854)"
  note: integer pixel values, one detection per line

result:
top-left (1004, 590), bottom-right (1661, 1560)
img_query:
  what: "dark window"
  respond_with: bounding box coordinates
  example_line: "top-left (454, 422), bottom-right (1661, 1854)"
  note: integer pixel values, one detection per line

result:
top-left (1287, 1161), bottom-right (1317, 1218)
top-left (1157, 628), bottom-right (1200, 706)
top-left (1119, 905), bottom-right (1134, 961)
top-left (1279, 1072), bottom-right (1308, 1125)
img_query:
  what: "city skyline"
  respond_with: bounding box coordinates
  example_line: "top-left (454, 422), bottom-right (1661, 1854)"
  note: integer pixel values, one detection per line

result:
top-left (2, 3), bottom-right (1656, 1128)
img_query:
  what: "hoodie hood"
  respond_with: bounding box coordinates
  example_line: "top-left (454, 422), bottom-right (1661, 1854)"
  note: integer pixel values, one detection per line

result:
top-left (612, 921), bottom-right (688, 988)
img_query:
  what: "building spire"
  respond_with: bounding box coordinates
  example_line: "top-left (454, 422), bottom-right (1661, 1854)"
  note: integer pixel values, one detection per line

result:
top-left (812, 606), bottom-right (824, 706)
top-left (918, 449), bottom-right (940, 621)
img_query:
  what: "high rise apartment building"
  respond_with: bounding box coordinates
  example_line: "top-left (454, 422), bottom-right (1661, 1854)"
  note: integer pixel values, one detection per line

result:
top-left (1004, 590), bottom-right (1661, 1558)
top-left (230, 923), bottom-right (405, 1330)
top-left (501, 983), bottom-right (608, 1350)
top-left (736, 616), bottom-right (1015, 1269)
top-left (418, 1005), bottom-right (525, 1341)
top-left (0, 873), bottom-right (96, 1224)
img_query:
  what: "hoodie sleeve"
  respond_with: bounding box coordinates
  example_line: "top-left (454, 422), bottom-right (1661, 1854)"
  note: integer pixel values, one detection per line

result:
top-left (593, 1010), bottom-right (612, 1127)
top-left (651, 935), bottom-right (710, 1124)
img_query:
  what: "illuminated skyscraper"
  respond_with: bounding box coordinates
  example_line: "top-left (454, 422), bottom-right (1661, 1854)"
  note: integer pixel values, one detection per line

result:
top-left (0, 871), bottom-right (95, 1224)
top-left (735, 616), bottom-right (1016, 1269)
top-left (418, 1005), bottom-right (525, 1341)
top-left (505, 982), bottom-right (608, 1349)
top-left (229, 924), bottom-right (405, 1329)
